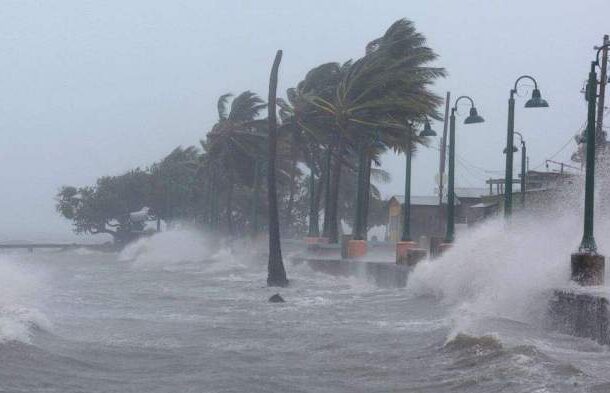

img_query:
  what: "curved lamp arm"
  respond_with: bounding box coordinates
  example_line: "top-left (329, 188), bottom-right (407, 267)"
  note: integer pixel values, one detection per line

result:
top-left (514, 131), bottom-right (524, 145)
top-left (453, 95), bottom-right (475, 111)
top-left (513, 75), bottom-right (539, 93)
top-left (595, 43), bottom-right (610, 66)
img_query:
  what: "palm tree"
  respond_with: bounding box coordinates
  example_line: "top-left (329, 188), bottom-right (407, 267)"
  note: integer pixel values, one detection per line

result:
top-left (267, 50), bottom-right (288, 287)
top-left (281, 63), bottom-right (343, 241)
top-left (307, 19), bottom-right (446, 243)
top-left (149, 146), bottom-right (200, 229)
top-left (203, 91), bottom-right (267, 236)
top-left (277, 88), bottom-right (327, 238)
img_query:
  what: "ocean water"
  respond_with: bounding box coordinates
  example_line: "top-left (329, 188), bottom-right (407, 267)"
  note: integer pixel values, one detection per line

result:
top-left (2, 221), bottom-right (610, 393)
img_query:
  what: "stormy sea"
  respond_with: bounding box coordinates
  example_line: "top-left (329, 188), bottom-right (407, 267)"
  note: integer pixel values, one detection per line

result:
top-left (2, 218), bottom-right (610, 393)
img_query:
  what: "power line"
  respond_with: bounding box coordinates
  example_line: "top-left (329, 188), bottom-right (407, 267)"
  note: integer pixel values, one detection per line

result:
top-left (530, 135), bottom-right (578, 170)
top-left (429, 144), bottom-right (501, 175)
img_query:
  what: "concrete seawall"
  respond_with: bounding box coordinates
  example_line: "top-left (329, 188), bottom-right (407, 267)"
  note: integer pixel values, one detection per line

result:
top-left (548, 286), bottom-right (610, 345)
top-left (290, 255), bottom-right (411, 288)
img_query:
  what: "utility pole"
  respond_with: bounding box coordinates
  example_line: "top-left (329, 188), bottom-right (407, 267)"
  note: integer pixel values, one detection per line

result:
top-left (595, 35), bottom-right (609, 146)
top-left (438, 92), bottom-right (450, 206)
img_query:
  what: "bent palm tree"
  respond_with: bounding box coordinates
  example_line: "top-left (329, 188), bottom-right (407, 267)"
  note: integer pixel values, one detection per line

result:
top-left (203, 91), bottom-right (267, 236)
top-left (277, 88), bottom-right (327, 237)
top-left (285, 63), bottom-right (343, 241)
top-left (307, 18), bottom-right (446, 242)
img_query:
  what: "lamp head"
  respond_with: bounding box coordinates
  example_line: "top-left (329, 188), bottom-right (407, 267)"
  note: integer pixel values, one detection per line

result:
top-left (419, 119), bottom-right (437, 137)
top-left (503, 145), bottom-right (519, 154)
top-left (464, 107), bottom-right (485, 124)
top-left (525, 88), bottom-right (549, 108)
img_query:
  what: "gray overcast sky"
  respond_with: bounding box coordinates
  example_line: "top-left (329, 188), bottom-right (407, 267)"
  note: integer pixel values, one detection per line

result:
top-left (0, 0), bottom-right (607, 240)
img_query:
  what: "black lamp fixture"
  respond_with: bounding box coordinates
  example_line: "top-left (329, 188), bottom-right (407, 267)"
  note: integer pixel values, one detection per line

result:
top-left (464, 107), bottom-right (485, 124)
top-left (420, 118), bottom-right (437, 137)
top-left (525, 88), bottom-right (549, 108)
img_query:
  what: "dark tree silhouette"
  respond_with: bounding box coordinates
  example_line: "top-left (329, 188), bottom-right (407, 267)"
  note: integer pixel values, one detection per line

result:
top-left (267, 50), bottom-right (289, 287)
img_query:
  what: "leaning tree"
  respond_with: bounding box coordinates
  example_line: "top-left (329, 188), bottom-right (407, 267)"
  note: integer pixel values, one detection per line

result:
top-left (202, 91), bottom-right (267, 236)
top-left (306, 19), bottom-right (446, 243)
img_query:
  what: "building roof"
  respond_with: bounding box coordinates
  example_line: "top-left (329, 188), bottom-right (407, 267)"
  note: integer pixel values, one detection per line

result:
top-left (470, 202), bottom-right (498, 208)
top-left (389, 195), bottom-right (458, 206)
top-left (454, 187), bottom-right (489, 199)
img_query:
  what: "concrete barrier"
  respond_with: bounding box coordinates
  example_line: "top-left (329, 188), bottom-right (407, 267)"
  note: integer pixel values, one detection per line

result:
top-left (398, 248), bottom-right (427, 267)
top-left (548, 287), bottom-right (610, 345)
top-left (291, 256), bottom-right (410, 288)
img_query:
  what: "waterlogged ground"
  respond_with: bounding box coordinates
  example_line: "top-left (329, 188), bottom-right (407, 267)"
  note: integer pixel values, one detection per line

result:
top-left (1, 225), bottom-right (610, 392)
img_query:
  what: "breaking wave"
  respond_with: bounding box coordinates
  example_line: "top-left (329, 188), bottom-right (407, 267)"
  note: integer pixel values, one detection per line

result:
top-left (118, 228), bottom-right (248, 272)
top-left (444, 333), bottom-right (503, 352)
top-left (119, 229), bottom-right (215, 267)
top-left (407, 210), bottom-right (587, 336)
top-left (0, 256), bottom-right (49, 344)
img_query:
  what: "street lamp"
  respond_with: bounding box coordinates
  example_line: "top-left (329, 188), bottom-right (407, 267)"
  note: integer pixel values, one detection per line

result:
top-left (504, 76), bottom-right (548, 218)
top-left (444, 96), bottom-right (485, 244)
top-left (571, 44), bottom-right (610, 286)
top-left (515, 132), bottom-right (527, 207)
top-left (503, 132), bottom-right (527, 207)
top-left (401, 119), bottom-right (436, 242)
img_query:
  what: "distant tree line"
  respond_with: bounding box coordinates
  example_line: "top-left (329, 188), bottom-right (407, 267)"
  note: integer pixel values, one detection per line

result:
top-left (56, 19), bottom-right (445, 247)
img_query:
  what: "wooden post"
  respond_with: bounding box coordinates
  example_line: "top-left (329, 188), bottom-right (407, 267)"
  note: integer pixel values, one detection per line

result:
top-left (438, 92), bottom-right (450, 206)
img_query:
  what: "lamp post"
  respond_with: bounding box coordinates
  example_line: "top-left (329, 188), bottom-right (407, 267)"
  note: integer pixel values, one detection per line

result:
top-left (504, 76), bottom-right (549, 218)
top-left (515, 132), bottom-right (527, 207)
top-left (396, 119), bottom-right (436, 264)
top-left (443, 96), bottom-right (485, 245)
top-left (571, 45), bottom-right (610, 286)
top-left (503, 132), bottom-right (527, 207)
top-left (580, 62), bottom-right (599, 254)
top-left (401, 119), bottom-right (437, 242)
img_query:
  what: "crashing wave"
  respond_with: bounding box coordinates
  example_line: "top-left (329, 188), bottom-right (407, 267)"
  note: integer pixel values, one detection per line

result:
top-left (0, 256), bottom-right (49, 344)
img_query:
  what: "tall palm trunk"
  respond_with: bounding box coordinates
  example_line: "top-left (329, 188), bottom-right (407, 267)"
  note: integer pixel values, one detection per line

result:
top-left (307, 160), bottom-right (320, 237)
top-left (315, 172), bottom-right (325, 212)
top-left (267, 50), bottom-right (288, 287)
top-left (251, 159), bottom-right (261, 238)
top-left (284, 143), bottom-right (298, 236)
top-left (328, 136), bottom-right (343, 244)
top-left (353, 144), bottom-right (368, 240)
top-left (226, 172), bottom-right (234, 237)
top-left (209, 168), bottom-right (219, 231)
top-left (321, 145), bottom-right (333, 238)
top-left (361, 156), bottom-right (372, 238)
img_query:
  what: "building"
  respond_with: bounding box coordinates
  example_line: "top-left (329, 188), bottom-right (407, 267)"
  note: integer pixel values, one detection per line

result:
top-left (386, 168), bottom-right (578, 243)
top-left (386, 188), bottom-right (500, 242)
top-left (387, 196), bottom-right (450, 242)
